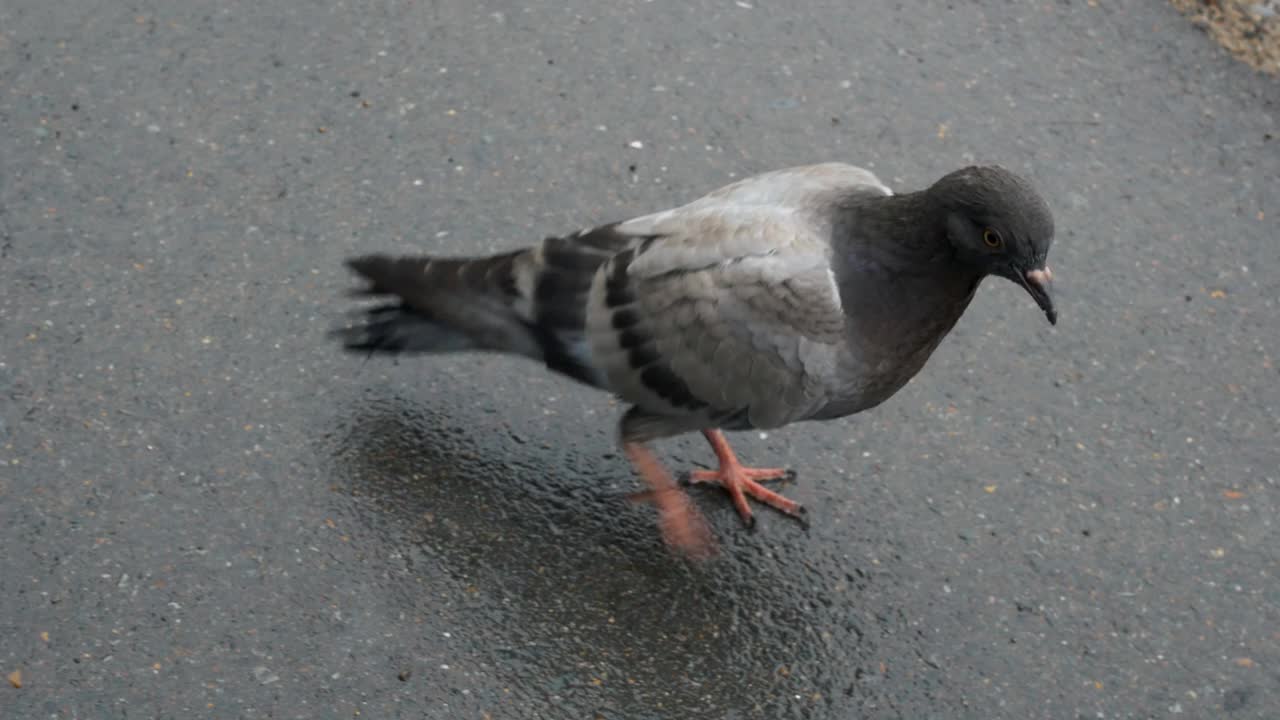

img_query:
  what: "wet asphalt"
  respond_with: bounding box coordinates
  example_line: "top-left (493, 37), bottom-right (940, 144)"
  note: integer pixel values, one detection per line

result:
top-left (2, 1), bottom-right (1278, 718)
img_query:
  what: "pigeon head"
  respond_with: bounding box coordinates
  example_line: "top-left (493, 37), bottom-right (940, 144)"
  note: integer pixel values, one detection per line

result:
top-left (929, 166), bottom-right (1057, 325)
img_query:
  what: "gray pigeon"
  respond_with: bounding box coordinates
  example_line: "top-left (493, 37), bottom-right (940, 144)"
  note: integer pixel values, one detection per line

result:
top-left (338, 163), bottom-right (1055, 556)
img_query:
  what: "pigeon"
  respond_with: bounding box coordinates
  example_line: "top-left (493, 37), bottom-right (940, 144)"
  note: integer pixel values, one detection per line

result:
top-left (337, 163), bottom-right (1055, 556)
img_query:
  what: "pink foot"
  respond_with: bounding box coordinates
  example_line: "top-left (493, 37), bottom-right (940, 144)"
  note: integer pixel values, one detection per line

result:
top-left (689, 429), bottom-right (806, 528)
top-left (624, 442), bottom-right (716, 558)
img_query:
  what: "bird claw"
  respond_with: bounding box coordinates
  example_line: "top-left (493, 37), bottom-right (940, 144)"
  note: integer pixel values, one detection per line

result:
top-left (683, 464), bottom-right (804, 528)
top-left (792, 503), bottom-right (811, 530)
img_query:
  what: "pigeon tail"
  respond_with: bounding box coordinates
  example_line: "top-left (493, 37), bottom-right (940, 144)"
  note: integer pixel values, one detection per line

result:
top-left (337, 224), bottom-right (641, 387)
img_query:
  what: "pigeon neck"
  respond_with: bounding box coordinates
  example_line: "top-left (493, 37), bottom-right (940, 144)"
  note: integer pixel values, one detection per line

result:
top-left (831, 188), bottom-right (985, 326)
top-left (834, 190), bottom-right (954, 272)
top-left (830, 190), bottom-right (985, 379)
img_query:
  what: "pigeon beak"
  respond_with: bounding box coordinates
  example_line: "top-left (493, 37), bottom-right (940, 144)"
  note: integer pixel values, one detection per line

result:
top-left (1016, 266), bottom-right (1056, 325)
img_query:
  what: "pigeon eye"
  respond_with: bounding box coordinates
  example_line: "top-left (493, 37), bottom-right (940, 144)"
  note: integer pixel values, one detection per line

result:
top-left (982, 228), bottom-right (1003, 249)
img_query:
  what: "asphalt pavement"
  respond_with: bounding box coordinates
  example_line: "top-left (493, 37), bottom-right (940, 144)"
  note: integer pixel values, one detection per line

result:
top-left (2, 1), bottom-right (1278, 718)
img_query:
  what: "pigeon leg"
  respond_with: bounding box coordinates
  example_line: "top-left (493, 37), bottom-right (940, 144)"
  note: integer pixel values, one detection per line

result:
top-left (624, 442), bottom-right (716, 557)
top-left (687, 429), bottom-right (805, 528)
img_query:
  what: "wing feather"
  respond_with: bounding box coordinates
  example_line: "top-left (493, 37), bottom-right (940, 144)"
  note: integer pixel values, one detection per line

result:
top-left (587, 207), bottom-right (851, 428)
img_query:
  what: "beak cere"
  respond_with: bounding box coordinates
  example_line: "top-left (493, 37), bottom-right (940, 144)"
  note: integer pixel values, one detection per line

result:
top-left (1020, 266), bottom-right (1057, 325)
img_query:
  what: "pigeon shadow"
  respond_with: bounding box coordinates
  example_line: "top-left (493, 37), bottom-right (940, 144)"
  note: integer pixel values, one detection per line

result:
top-left (324, 390), bottom-right (928, 718)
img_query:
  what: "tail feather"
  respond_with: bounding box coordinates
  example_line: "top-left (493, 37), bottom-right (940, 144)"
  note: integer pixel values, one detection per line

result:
top-left (338, 251), bottom-right (541, 359)
top-left (333, 303), bottom-right (477, 354)
top-left (336, 223), bottom-right (643, 387)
